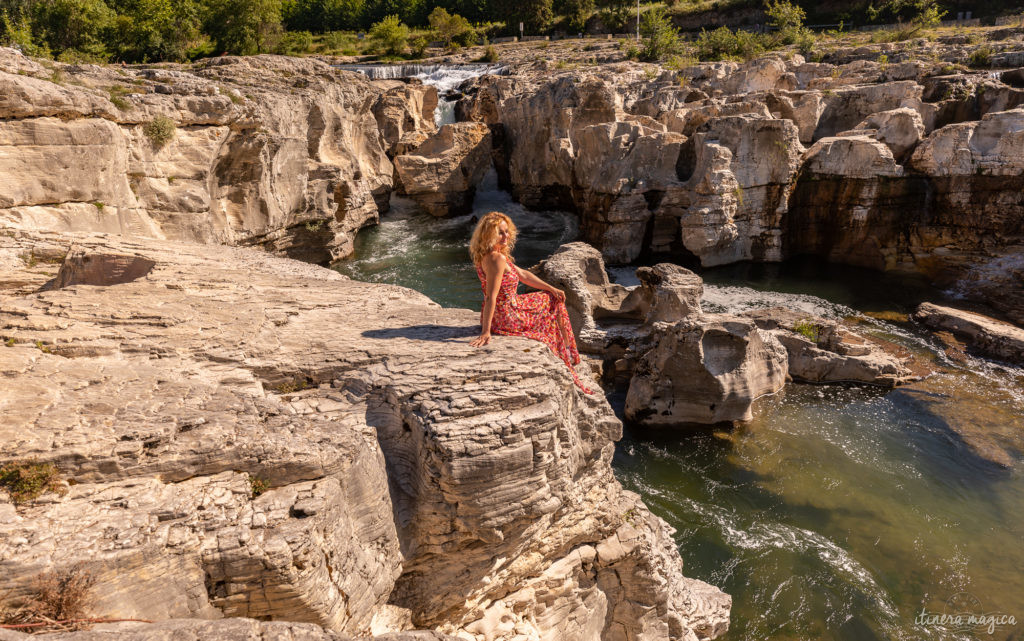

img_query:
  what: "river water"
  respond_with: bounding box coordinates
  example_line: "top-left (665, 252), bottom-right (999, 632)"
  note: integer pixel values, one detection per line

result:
top-left (334, 67), bottom-right (1024, 641)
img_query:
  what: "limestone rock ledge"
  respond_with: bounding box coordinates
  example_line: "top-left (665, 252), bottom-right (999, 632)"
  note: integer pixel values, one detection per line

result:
top-left (0, 617), bottom-right (459, 641)
top-left (0, 229), bottom-right (730, 641)
top-left (0, 48), bottom-right (438, 264)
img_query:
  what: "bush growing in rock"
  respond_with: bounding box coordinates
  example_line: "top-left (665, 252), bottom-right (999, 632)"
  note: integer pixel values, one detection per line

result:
top-left (0, 459), bottom-right (66, 504)
top-left (695, 25), bottom-right (765, 61)
top-left (480, 43), bottom-right (499, 62)
top-left (143, 115), bottom-right (176, 149)
top-left (408, 34), bottom-right (429, 57)
top-left (277, 29), bottom-right (313, 54)
top-left (969, 44), bottom-right (993, 68)
top-left (0, 564), bottom-right (95, 631)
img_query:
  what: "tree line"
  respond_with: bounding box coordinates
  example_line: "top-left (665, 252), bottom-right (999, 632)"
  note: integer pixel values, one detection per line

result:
top-left (0, 0), bottom-right (956, 64)
top-left (0, 0), bottom-right (625, 61)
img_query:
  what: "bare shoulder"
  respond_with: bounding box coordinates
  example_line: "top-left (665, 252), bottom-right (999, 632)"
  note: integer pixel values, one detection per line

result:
top-left (481, 251), bottom-right (508, 272)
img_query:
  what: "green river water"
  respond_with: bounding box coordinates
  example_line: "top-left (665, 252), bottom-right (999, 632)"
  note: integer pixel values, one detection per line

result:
top-left (335, 176), bottom-right (1024, 641)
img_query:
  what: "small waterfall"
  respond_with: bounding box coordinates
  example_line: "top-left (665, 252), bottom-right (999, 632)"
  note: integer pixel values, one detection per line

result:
top-left (337, 63), bottom-right (508, 126)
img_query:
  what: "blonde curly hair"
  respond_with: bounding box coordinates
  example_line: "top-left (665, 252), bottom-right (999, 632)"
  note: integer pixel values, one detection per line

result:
top-left (469, 211), bottom-right (517, 265)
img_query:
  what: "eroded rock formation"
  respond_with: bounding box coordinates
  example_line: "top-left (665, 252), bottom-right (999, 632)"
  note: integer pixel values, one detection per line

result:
top-left (625, 316), bottom-right (789, 425)
top-left (536, 242), bottom-right (913, 425)
top-left (0, 229), bottom-right (730, 641)
top-left (393, 122), bottom-right (492, 216)
top-left (456, 55), bottom-right (1024, 317)
top-left (0, 49), bottom-right (438, 264)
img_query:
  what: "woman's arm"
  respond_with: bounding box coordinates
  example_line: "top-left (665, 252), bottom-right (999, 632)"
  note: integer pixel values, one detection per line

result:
top-left (514, 264), bottom-right (565, 302)
top-left (470, 253), bottom-right (506, 347)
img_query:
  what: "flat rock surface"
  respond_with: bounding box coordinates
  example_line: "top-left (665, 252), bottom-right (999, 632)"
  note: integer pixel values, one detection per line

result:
top-left (914, 302), bottom-right (1024, 365)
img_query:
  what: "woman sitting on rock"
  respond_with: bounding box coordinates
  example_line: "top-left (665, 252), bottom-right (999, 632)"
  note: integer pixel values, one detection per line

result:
top-left (469, 211), bottom-right (593, 394)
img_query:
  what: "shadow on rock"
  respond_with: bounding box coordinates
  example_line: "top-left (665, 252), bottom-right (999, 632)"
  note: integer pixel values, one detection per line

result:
top-left (362, 325), bottom-right (478, 341)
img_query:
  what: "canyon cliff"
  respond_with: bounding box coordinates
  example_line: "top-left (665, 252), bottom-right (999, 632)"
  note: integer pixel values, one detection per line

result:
top-left (0, 229), bottom-right (729, 641)
top-left (0, 48), bottom-right (437, 265)
top-left (455, 54), bottom-right (1024, 324)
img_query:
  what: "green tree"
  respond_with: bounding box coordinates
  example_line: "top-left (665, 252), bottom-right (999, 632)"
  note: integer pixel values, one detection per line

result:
top-left (866, 0), bottom-right (946, 26)
top-left (105, 0), bottom-right (201, 61)
top-left (595, 0), bottom-right (629, 32)
top-left (561, 0), bottom-right (593, 32)
top-left (364, 0), bottom-right (424, 26)
top-left (639, 7), bottom-right (678, 61)
top-left (368, 13), bottom-right (407, 54)
top-left (31, 0), bottom-right (115, 58)
top-left (0, 8), bottom-right (50, 56)
top-left (428, 6), bottom-right (472, 48)
top-left (203, 0), bottom-right (282, 54)
top-left (501, 0), bottom-right (552, 33)
top-left (765, 0), bottom-right (804, 33)
top-left (765, 0), bottom-right (813, 51)
top-left (281, 0), bottom-right (364, 33)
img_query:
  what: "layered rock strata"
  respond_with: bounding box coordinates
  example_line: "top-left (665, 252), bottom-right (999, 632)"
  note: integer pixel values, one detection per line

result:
top-left (744, 307), bottom-right (911, 387)
top-left (914, 302), bottom-right (1024, 365)
top-left (456, 56), bottom-right (1024, 316)
top-left (393, 122), bottom-right (492, 216)
top-left (0, 229), bottom-right (729, 641)
top-left (0, 49), bottom-right (437, 264)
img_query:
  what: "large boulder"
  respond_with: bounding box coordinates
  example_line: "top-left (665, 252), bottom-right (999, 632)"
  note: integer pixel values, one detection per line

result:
top-left (745, 307), bottom-right (911, 387)
top-left (801, 135), bottom-right (904, 178)
top-left (372, 80), bottom-right (438, 157)
top-left (634, 263), bottom-right (704, 324)
top-left (812, 81), bottom-right (924, 140)
top-left (850, 107), bottom-right (925, 161)
top-left (393, 122), bottom-right (492, 216)
top-left (625, 316), bottom-right (789, 425)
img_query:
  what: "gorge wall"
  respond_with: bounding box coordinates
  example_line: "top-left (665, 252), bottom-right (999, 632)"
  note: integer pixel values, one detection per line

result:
top-left (0, 48), bottom-right (437, 265)
top-left (455, 53), bottom-right (1024, 324)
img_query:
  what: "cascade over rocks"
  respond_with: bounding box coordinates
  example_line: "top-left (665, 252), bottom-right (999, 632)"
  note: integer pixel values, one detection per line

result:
top-left (0, 49), bottom-right (438, 264)
top-left (0, 229), bottom-right (730, 641)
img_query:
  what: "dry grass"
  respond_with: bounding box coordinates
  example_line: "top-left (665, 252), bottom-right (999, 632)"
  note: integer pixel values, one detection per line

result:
top-left (0, 565), bottom-right (95, 633)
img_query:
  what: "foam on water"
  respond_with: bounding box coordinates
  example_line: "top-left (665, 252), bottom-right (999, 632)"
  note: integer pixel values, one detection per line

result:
top-left (337, 63), bottom-right (507, 126)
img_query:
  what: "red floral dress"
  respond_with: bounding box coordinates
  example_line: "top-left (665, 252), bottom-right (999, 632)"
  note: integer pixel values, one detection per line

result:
top-left (477, 258), bottom-right (594, 394)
